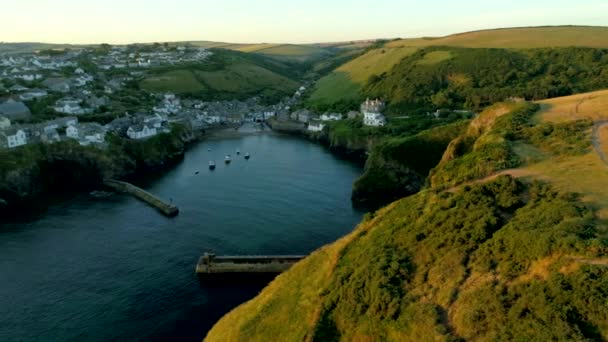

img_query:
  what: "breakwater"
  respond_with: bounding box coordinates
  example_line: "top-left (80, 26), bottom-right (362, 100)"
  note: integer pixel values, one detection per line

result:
top-left (104, 179), bottom-right (179, 217)
top-left (196, 253), bottom-right (305, 282)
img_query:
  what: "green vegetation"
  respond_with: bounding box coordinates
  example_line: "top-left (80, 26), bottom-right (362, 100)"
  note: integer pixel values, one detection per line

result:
top-left (308, 46), bottom-right (419, 108)
top-left (365, 46), bottom-right (608, 113)
top-left (323, 111), bottom-right (471, 155)
top-left (352, 120), bottom-right (469, 206)
top-left (141, 69), bottom-right (206, 94)
top-left (140, 49), bottom-right (300, 102)
top-left (430, 102), bottom-right (592, 188)
top-left (0, 124), bottom-right (192, 211)
top-left (307, 27), bottom-right (608, 111)
top-left (206, 176), bottom-right (608, 341)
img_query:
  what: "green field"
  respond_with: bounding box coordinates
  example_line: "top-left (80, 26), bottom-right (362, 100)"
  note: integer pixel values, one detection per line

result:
top-left (140, 69), bottom-right (206, 94)
top-left (308, 46), bottom-right (418, 105)
top-left (141, 59), bottom-right (298, 100)
top-left (195, 62), bottom-right (297, 92)
top-left (415, 50), bottom-right (453, 65)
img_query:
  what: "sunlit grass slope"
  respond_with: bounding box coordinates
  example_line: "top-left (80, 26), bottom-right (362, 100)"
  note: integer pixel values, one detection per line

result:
top-left (206, 101), bottom-right (608, 341)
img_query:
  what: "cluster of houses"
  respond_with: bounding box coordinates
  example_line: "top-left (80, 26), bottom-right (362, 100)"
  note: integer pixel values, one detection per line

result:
top-left (0, 110), bottom-right (176, 149)
top-left (0, 115), bottom-right (107, 149)
top-left (92, 45), bottom-right (212, 70)
top-left (0, 44), bottom-right (392, 150)
top-left (276, 98), bottom-right (387, 133)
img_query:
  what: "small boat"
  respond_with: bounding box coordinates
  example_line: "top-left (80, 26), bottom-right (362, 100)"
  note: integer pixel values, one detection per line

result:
top-left (209, 161), bottom-right (216, 170)
top-left (224, 155), bottom-right (232, 164)
top-left (236, 149), bottom-right (240, 155)
top-left (208, 148), bottom-right (211, 152)
top-left (244, 153), bottom-right (250, 160)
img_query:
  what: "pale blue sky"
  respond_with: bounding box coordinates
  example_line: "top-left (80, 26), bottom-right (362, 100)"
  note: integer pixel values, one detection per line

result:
top-left (1, 0), bottom-right (607, 44)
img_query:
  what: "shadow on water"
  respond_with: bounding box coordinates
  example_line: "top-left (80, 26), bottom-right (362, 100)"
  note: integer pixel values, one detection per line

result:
top-left (148, 279), bottom-right (271, 341)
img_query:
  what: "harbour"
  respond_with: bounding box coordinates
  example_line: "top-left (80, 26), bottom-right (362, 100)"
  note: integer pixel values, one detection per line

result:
top-left (0, 130), bottom-right (364, 341)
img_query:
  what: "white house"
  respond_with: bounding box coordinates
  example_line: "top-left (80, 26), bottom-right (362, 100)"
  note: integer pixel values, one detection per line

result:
top-left (66, 125), bottom-right (79, 139)
top-left (0, 116), bottom-right (10, 129)
top-left (361, 98), bottom-right (387, 127)
top-left (44, 117), bottom-right (78, 132)
top-left (79, 123), bottom-right (106, 145)
top-left (54, 98), bottom-right (89, 115)
top-left (127, 124), bottom-right (157, 139)
top-left (1, 128), bottom-right (27, 149)
top-left (307, 121), bottom-right (325, 132)
top-left (320, 113), bottom-right (343, 121)
top-left (19, 89), bottom-right (48, 101)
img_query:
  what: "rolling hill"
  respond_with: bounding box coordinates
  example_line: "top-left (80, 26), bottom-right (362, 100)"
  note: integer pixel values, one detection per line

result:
top-left (140, 49), bottom-right (300, 102)
top-left (205, 97), bottom-right (608, 341)
top-left (308, 26), bottom-right (608, 110)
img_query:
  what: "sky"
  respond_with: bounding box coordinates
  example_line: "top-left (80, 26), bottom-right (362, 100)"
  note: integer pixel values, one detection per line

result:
top-left (1, 0), bottom-right (607, 44)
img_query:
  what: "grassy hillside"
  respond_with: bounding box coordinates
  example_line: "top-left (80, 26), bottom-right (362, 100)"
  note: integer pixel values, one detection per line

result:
top-left (140, 49), bottom-right (299, 102)
top-left (308, 26), bottom-right (608, 111)
top-left (308, 46), bottom-right (418, 106)
top-left (388, 26), bottom-right (608, 49)
top-left (206, 98), bottom-right (608, 341)
top-left (536, 89), bottom-right (608, 122)
top-left (365, 46), bottom-right (608, 113)
top-left (207, 176), bottom-right (608, 341)
top-left (207, 98), bottom-right (608, 341)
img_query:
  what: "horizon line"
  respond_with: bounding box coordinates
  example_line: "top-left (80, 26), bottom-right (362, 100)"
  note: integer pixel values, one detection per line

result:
top-left (1, 24), bottom-right (607, 47)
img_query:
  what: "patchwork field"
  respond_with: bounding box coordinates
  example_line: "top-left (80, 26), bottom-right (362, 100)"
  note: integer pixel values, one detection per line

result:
top-left (309, 46), bottom-right (418, 103)
top-left (141, 62), bottom-right (298, 98)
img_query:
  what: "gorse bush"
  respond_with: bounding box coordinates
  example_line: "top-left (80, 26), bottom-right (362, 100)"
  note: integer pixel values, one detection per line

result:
top-left (430, 102), bottom-right (593, 188)
top-left (207, 176), bottom-right (608, 341)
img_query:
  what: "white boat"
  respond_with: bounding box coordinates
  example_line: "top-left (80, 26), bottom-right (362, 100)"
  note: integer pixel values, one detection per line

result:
top-left (209, 161), bottom-right (216, 170)
top-left (224, 155), bottom-right (232, 164)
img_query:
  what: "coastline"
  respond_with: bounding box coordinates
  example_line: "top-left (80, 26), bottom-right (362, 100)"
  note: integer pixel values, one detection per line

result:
top-left (0, 123), bottom-right (284, 223)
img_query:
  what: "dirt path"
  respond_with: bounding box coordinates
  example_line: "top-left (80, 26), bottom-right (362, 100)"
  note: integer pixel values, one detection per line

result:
top-left (591, 120), bottom-right (608, 167)
top-left (445, 168), bottom-right (538, 193)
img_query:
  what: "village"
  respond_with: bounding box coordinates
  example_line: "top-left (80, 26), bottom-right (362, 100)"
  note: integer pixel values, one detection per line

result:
top-left (0, 44), bottom-right (389, 150)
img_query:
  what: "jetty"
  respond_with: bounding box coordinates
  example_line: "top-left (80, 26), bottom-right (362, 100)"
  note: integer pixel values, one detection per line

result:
top-left (196, 253), bottom-right (305, 282)
top-left (104, 179), bottom-right (179, 217)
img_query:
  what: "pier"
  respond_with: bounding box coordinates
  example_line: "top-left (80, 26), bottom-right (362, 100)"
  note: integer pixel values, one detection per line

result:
top-left (104, 179), bottom-right (179, 217)
top-left (196, 253), bottom-right (305, 283)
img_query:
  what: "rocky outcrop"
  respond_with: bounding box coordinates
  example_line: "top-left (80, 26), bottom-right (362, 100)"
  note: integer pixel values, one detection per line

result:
top-left (351, 153), bottom-right (424, 209)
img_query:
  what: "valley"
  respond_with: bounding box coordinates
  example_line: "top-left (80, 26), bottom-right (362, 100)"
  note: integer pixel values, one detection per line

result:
top-left (2, 24), bottom-right (608, 342)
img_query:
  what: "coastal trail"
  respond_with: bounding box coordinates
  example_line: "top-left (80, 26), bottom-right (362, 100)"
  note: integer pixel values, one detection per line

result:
top-left (591, 120), bottom-right (608, 167)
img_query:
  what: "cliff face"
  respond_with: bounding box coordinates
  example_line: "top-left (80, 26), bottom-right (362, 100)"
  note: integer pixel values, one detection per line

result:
top-left (352, 121), bottom-right (469, 208)
top-left (205, 176), bottom-right (608, 341)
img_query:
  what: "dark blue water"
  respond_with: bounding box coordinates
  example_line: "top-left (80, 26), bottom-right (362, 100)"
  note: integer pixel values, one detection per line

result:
top-left (0, 130), bottom-right (364, 341)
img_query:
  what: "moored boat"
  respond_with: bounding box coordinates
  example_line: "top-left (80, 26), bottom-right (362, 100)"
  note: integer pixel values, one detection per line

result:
top-left (236, 149), bottom-right (240, 155)
top-left (244, 152), bottom-right (250, 160)
top-left (209, 161), bottom-right (216, 170)
top-left (225, 155), bottom-right (232, 164)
